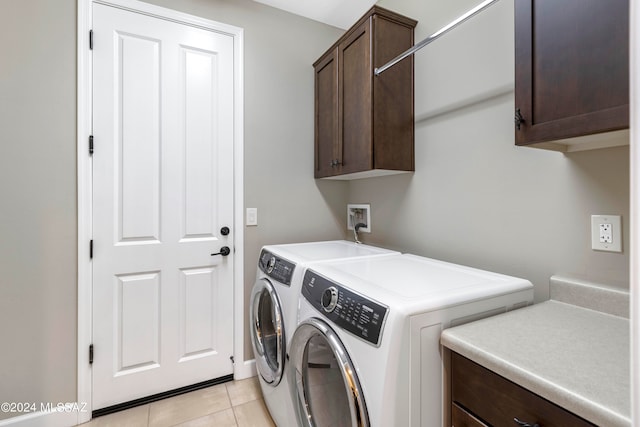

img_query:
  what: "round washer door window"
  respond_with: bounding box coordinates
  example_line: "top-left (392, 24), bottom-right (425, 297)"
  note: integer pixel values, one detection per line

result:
top-left (249, 278), bottom-right (285, 385)
top-left (289, 318), bottom-right (369, 427)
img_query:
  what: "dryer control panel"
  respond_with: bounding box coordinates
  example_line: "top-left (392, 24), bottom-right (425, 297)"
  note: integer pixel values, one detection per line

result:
top-left (258, 249), bottom-right (295, 286)
top-left (302, 270), bottom-right (388, 346)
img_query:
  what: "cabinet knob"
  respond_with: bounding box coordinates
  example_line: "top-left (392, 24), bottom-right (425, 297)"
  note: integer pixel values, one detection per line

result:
top-left (329, 159), bottom-right (343, 167)
top-left (513, 417), bottom-right (539, 427)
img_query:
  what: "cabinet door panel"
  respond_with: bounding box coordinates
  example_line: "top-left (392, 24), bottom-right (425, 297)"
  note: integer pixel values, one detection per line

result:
top-left (515, 0), bottom-right (629, 145)
top-left (339, 20), bottom-right (372, 175)
top-left (315, 50), bottom-right (338, 178)
top-left (452, 353), bottom-right (596, 427)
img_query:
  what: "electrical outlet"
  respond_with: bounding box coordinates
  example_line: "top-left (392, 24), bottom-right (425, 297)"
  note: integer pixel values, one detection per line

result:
top-left (591, 215), bottom-right (621, 252)
top-left (599, 224), bottom-right (612, 243)
top-left (347, 204), bottom-right (371, 233)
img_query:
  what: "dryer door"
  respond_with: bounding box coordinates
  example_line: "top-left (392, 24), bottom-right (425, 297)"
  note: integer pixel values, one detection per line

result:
top-left (289, 318), bottom-right (369, 427)
top-left (250, 278), bottom-right (285, 386)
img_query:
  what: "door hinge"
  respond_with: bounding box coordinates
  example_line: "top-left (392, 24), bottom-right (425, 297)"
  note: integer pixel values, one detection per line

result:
top-left (89, 344), bottom-right (94, 365)
top-left (89, 30), bottom-right (93, 50)
top-left (89, 135), bottom-right (94, 155)
top-left (90, 239), bottom-right (93, 259)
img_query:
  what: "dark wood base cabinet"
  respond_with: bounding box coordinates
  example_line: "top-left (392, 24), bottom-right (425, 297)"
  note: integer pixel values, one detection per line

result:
top-left (451, 352), bottom-right (596, 427)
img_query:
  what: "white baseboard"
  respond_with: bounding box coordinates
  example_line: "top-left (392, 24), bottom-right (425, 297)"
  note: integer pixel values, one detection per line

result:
top-left (234, 358), bottom-right (256, 380)
top-left (0, 409), bottom-right (79, 427)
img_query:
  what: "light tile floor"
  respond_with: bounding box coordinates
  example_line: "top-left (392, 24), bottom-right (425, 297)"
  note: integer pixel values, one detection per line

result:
top-left (79, 377), bottom-right (275, 427)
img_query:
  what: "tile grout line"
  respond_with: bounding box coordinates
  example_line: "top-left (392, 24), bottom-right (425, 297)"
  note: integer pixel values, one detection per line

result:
top-left (225, 382), bottom-right (241, 427)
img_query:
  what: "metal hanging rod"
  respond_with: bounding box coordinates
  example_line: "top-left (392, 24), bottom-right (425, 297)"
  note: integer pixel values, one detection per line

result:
top-left (374, 0), bottom-right (500, 76)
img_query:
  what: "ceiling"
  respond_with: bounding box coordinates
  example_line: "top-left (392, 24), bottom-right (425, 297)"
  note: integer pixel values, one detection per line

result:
top-left (252, 0), bottom-right (377, 29)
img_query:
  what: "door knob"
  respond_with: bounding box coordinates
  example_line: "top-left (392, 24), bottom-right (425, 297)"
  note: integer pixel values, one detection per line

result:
top-left (211, 246), bottom-right (231, 257)
top-left (220, 227), bottom-right (230, 236)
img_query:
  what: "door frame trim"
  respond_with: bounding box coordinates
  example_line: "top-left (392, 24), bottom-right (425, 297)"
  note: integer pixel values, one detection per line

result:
top-left (77, 0), bottom-right (245, 421)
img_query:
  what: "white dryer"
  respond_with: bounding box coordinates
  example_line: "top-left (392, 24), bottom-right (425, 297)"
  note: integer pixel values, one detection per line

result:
top-left (288, 254), bottom-right (534, 427)
top-left (249, 241), bottom-right (399, 427)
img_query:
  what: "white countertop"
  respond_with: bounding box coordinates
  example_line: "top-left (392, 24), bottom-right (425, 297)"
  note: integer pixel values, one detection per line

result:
top-left (441, 291), bottom-right (630, 426)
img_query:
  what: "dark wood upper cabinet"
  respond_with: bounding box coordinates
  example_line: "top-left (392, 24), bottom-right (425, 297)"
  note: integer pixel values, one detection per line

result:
top-left (514, 0), bottom-right (629, 150)
top-left (314, 6), bottom-right (417, 179)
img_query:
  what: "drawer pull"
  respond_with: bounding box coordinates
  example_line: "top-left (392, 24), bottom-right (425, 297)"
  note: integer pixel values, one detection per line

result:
top-left (514, 417), bottom-right (540, 427)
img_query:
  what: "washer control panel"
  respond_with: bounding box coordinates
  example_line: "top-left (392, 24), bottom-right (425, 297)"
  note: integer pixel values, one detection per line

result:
top-left (258, 249), bottom-right (295, 286)
top-left (302, 270), bottom-right (388, 346)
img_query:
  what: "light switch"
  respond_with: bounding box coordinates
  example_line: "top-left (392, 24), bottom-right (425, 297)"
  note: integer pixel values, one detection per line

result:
top-left (246, 208), bottom-right (258, 226)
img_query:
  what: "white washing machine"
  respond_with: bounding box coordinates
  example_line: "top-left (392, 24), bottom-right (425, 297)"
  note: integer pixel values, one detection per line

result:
top-left (288, 254), bottom-right (534, 427)
top-left (249, 241), bottom-right (399, 427)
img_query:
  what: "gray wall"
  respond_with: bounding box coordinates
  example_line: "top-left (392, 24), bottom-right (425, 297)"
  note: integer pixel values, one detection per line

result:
top-left (351, 0), bottom-right (630, 301)
top-left (0, 0), bottom-right (77, 420)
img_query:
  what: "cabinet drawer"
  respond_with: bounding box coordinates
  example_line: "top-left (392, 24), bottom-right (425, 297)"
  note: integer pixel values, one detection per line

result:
top-left (451, 352), bottom-right (595, 427)
top-left (452, 402), bottom-right (488, 427)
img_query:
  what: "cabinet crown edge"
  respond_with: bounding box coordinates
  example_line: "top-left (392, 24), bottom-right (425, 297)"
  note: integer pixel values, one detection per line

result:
top-left (313, 5), bottom-right (417, 68)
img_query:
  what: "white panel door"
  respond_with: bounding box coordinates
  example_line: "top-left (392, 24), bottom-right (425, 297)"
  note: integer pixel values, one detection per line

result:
top-left (92, 3), bottom-right (235, 409)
